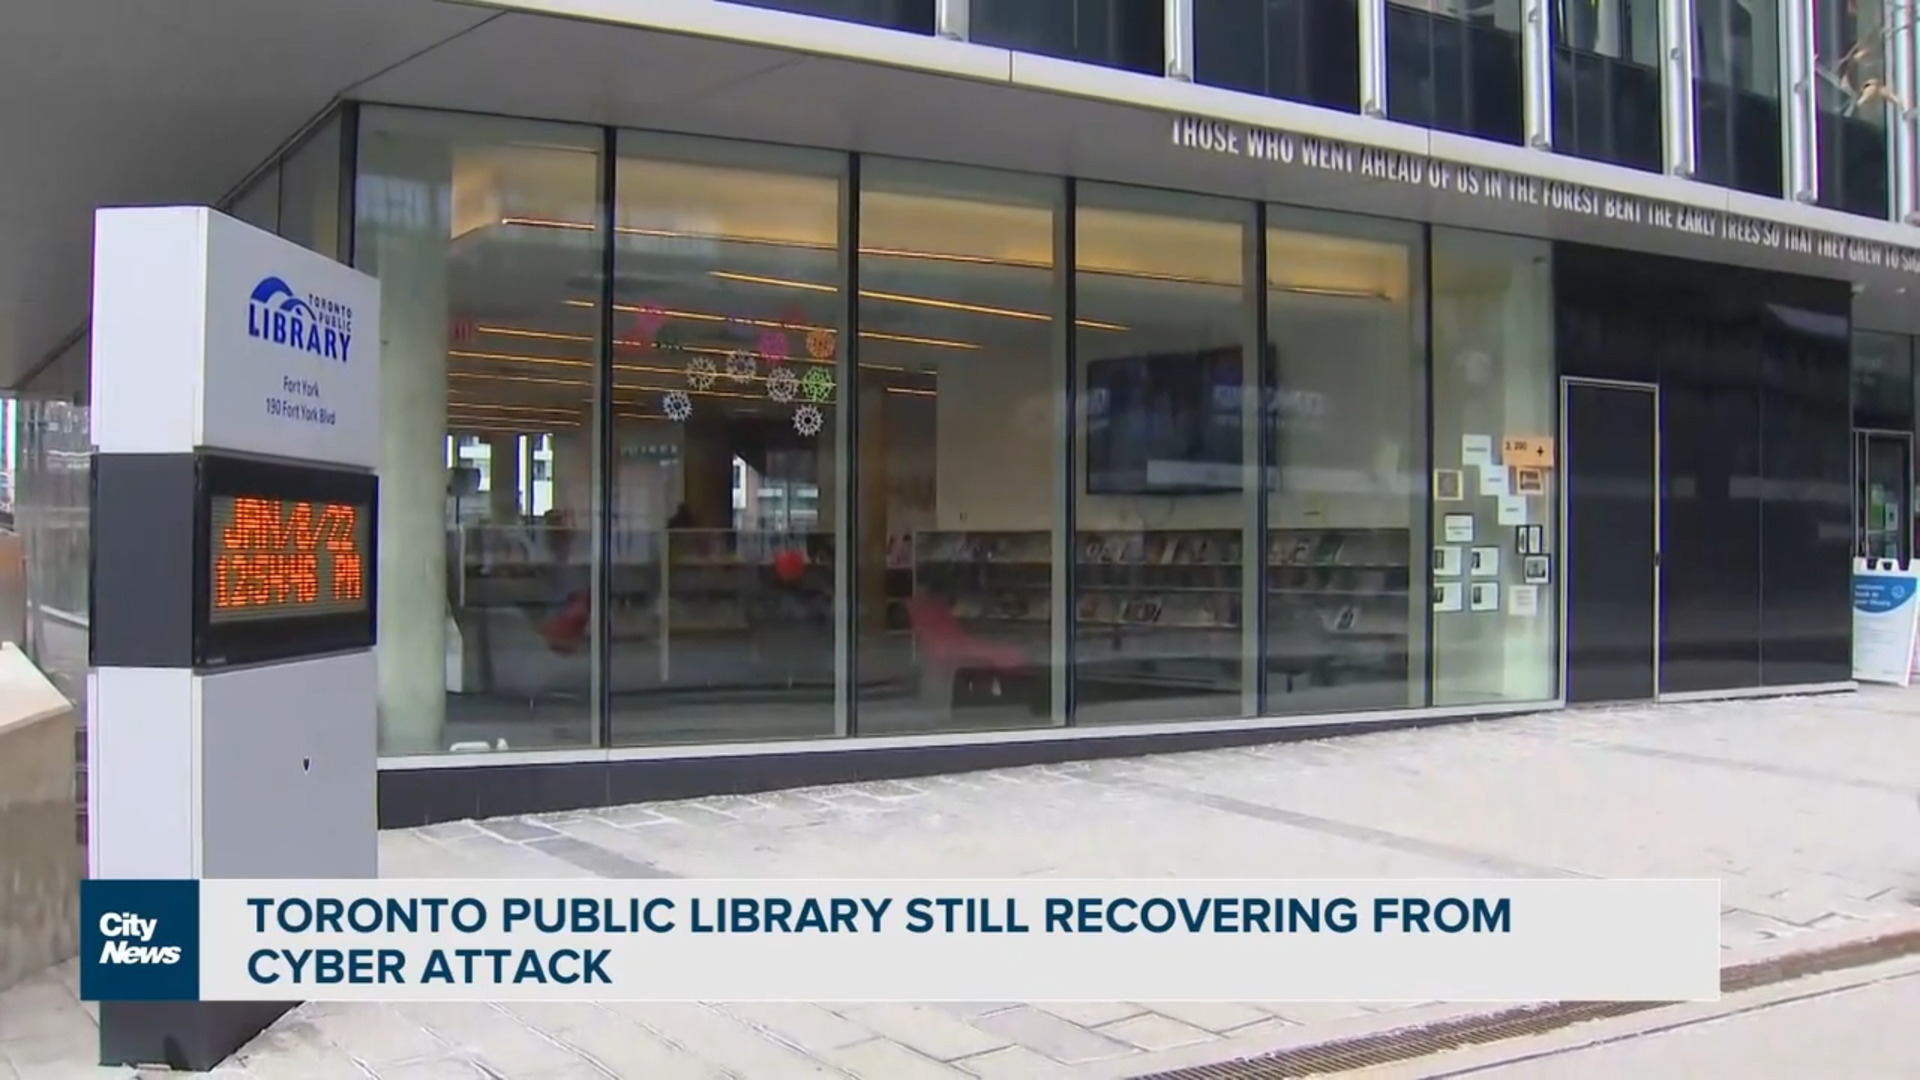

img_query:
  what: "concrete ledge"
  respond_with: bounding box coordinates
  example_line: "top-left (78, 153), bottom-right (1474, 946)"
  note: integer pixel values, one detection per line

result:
top-left (0, 642), bottom-right (83, 993)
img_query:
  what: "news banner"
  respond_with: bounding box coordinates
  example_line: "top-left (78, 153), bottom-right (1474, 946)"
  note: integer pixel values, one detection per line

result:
top-left (80, 879), bottom-right (1722, 1004)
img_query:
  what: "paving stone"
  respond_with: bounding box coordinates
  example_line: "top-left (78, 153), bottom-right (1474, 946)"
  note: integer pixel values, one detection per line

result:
top-left (836, 1004), bottom-right (1009, 1061)
top-left (1137, 1002), bottom-right (1275, 1034)
top-left (721, 1002), bottom-right (877, 1055)
top-left (970, 1005), bottom-right (1133, 1063)
top-left (1035, 1002), bottom-right (1148, 1028)
top-left (823, 1038), bottom-right (971, 1079)
top-left (610, 1003), bottom-right (839, 1076)
top-left (1096, 1012), bottom-right (1218, 1052)
top-left (954, 1044), bottom-right (1078, 1078)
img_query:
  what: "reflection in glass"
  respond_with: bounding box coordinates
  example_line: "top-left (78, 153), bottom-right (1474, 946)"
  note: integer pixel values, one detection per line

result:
top-left (355, 107), bottom-right (606, 754)
top-left (1694, 0), bottom-right (1784, 198)
top-left (1852, 329), bottom-right (1914, 432)
top-left (1193, 0), bottom-right (1361, 113)
top-left (278, 113), bottom-right (345, 259)
top-left (972, 0), bottom-right (1165, 75)
top-left (1759, 291), bottom-right (1853, 685)
top-left (1073, 184), bottom-right (1250, 725)
top-left (229, 165), bottom-right (280, 234)
top-left (609, 132), bottom-right (844, 746)
top-left (724, 0), bottom-right (935, 33)
top-left (1266, 210), bottom-right (1425, 713)
top-left (854, 161), bottom-right (1061, 734)
top-left (1429, 229), bottom-right (1555, 705)
top-left (1386, 0), bottom-right (1524, 145)
top-left (1551, 0), bottom-right (1663, 172)
top-left (1814, 0), bottom-right (1890, 218)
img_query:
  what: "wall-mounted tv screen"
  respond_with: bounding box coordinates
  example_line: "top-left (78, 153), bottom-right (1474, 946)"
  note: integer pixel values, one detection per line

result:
top-left (1085, 347), bottom-right (1248, 495)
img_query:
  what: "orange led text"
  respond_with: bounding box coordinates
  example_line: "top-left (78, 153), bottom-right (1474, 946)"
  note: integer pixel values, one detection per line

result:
top-left (213, 497), bottom-right (364, 612)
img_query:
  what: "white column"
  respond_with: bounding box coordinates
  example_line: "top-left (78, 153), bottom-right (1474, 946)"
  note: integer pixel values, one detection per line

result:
top-left (1662, 0), bottom-right (1699, 177)
top-left (370, 180), bottom-right (450, 755)
top-left (1522, 0), bottom-right (1554, 149)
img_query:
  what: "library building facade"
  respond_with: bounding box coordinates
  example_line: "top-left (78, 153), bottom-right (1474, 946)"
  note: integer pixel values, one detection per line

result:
top-left (11, 0), bottom-right (1920, 823)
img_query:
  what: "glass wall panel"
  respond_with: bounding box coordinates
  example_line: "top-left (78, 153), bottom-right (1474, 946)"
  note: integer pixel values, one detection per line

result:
top-left (355, 107), bottom-right (606, 755)
top-left (1073, 184), bottom-right (1250, 725)
top-left (1552, 0), bottom-right (1664, 172)
top-left (1814, 0), bottom-right (1891, 218)
top-left (1386, 0), bottom-right (1525, 146)
top-left (1760, 284), bottom-right (1855, 685)
top-left (1193, 0), bottom-right (1362, 113)
top-left (1264, 209), bottom-right (1425, 714)
top-left (1694, 0), bottom-right (1784, 198)
top-left (973, 0), bottom-right (1165, 75)
top-left (1853, 329), bottom-right (1914, 431)
top-left (724, 0), bottom-right (935, 33)
top-left (1429, 229), bottom-right (1555, 706)
top-left (609, 132), bottom-right (844, 746)
top-left (1660, 266), bottom-right (1763, 693)
top-left (229, 164), bottom-right (281, 233)
top-left (854, 160), bottom-right (1062, 735)
top-left (279, 113), bottom-right (345, 260)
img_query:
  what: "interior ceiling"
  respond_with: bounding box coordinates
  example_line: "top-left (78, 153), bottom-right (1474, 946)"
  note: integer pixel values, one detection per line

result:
top-left (11, 0), bottom-right (1920, 389)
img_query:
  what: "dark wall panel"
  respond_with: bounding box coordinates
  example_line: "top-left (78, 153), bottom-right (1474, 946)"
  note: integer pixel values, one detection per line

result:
top-left (1556, 244), bottom-right (1848, 696)
top-left (1760, 283), bottom-right (1854, 685)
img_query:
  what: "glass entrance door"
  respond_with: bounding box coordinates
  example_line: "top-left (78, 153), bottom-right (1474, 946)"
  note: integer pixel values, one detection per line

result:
top-left (1853, 430), bottom-right (1913, 563)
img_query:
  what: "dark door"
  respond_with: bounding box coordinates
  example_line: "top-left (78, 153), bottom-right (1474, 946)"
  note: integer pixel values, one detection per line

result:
top-left (1853, 430), bottom-right (1913, 563)
top-left (1563, 380), bottom-right (1658, 702)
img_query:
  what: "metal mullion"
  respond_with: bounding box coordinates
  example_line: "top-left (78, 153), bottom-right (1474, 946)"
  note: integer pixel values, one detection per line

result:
top-left (935, 0), bottom-right (969, 40)
top-left (1523, 0), bottom-right (1554, 149)
top-left (1785, 0), bottom-right (1818, 202)
top-left (1360, 0), bottom-right (1388, 117)
top-left (1661, 0), bottom-right (1699, 177)
top-left (1894, 0), bottom-right (1919, 221)
top-left (835, 153), bottom-right (860, 739)
top-left (1054, 178), bottom-right (1076, 727)
top-left (1245, 203), bottom-right (1267, 717)
top-left (593, 126), bottom-right (617, 751)
top-left (1166, 0), bottom-right (1195, 80)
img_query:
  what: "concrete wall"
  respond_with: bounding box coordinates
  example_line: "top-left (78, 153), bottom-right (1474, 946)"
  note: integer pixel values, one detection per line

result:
top-left (0, 643), bottom-right (80, 993)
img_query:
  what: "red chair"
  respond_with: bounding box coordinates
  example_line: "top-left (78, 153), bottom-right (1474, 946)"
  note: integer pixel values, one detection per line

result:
top-left (906, 598), bottom-right (1045, 714)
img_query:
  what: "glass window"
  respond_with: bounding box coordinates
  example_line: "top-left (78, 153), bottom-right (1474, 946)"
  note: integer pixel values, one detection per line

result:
top-left (1814, 0), bottom-right (1891, 218)
top-left (229, 164), bottom-right (280, 233)
top-left (1694, 0), bottom-right (1784, 198)
top-left (724, 0), bottom-right (935, 32)
top-left (1193, 0), bottom-right (1361, 114)
top-left (610, 132), bottom-right (844, 746)
top-left (1265, 209), bottom-right (1426, 714)
top-left (1386, 0), bottom-right (1525, 145)
top-left (354, 107), bottom-right (606, 756)
top-left (1073, 184), bottom-right (1252, 725)
top-left (1429, 229), bottom-right (1557, 706)
top-left (1552, 0), bottom-right (1664, 172)
top-left (973, 0), bottom-right (1165, 76)
top-left (279, 113), bottom-right (345, 260)
top-left (854, 160), bottom-right (1063, 735)
top-left (1853, 328), bottom-right (1914, 431)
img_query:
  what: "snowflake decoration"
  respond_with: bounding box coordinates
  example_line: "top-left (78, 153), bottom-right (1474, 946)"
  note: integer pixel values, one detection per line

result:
top-left (662, 391), bottom-right (693, 423)
top-left (685, 355), bottom-right (719, 391)
top-left (766, 365), bottom-right (800, 404)
top-left (792, 404), bottom-right (824, 438)
top-left (724, 350), bottom-right (757, 384)
top-left (756, 329), bottom-right (790, 364)
top-left (806, 327), bottom-right (836, 359)
top-left (800, 365), bottom-right (836, 403)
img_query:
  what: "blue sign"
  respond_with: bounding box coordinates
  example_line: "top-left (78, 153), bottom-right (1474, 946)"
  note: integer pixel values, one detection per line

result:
top-left (79, 879), bottom-right (201, 1002)
top-left (1852, 574), bottom-right (1915, 615)
top-left (248, 276), bottom-right (355, 363)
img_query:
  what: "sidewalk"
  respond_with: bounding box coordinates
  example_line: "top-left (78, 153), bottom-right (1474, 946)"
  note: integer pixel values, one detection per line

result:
top-left (7, 688), bottom-right (1920, 1079)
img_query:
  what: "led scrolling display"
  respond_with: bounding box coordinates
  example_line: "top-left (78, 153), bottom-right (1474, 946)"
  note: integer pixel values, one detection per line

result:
top-left (208, 495), bottom-right (370, 623)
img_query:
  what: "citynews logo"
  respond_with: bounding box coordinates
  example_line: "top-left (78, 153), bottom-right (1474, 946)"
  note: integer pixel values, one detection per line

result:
top-left (97, 912), bottom-right (183, 966)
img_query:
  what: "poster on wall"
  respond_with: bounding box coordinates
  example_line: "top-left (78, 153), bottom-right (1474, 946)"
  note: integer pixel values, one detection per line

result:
top-left (1851, 557), bottom-right (1920, 686)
